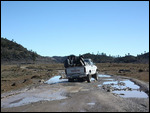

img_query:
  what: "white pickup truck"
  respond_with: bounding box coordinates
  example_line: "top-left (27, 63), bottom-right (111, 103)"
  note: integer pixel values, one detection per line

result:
top-left (64, 55), bottom-right (98, 83)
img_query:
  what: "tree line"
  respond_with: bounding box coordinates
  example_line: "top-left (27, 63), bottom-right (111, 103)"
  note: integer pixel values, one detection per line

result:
top-left (82, 52), bottom-right (149, 63)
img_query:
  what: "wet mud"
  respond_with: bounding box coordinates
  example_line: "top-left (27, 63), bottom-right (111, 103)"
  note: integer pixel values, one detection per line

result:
top-left (1, 74), bottom-right (149, 112)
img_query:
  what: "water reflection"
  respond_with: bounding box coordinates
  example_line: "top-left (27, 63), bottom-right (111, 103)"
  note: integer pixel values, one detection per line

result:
top-left (98, 74), bottom-right (148, 98)
top-left (45, 76), bottom-right (68, 84)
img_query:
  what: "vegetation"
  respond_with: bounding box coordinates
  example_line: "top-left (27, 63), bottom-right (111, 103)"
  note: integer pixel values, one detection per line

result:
top-left (1, 64), bottom-right (64, 93)
top-left (1, 37), bottom-right (39, 62)
top-left (1, 37), bottom-right (56, 64)
top-left (53, 52), bottom-right (149, 64)
top-left (96, 63), bottom-right (149, 82)
top-left (83, 52), bottom-right (149, 63)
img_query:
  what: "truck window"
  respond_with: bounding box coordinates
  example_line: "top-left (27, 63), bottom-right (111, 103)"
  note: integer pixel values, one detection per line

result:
top-left (84, 59), bottom-right (93, 65)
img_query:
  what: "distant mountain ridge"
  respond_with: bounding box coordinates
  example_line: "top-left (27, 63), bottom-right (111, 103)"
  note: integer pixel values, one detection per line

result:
top-left (53, 52), bottom-right (149, 64)
top-left (1, 37), bottom-right (149, 64)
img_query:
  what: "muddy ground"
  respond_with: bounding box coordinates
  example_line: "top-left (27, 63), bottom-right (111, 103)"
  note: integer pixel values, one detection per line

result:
top-left (1, 73), bottom-right (149, 112)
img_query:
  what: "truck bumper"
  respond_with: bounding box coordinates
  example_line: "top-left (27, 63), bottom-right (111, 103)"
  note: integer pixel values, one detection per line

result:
top-left (66, 74), bottom-right (87, 79)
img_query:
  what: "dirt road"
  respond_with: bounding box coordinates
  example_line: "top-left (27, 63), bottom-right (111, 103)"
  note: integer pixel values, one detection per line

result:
top-left (1, 74), bottom-right (149, 112)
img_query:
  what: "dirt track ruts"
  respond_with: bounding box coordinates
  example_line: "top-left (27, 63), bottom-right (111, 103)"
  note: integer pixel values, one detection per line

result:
top-left (1, 74), bottom-right (149, 112)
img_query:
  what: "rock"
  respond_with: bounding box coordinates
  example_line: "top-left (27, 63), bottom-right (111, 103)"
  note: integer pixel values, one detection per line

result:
top-left (107, 89), bottom-right (112, 92)
top-left (110, 83), bottom-right (114, 85)
top-left (118, 89), bottom-right (121, 91)
top-left (119, 82), bottom-right (125, 86)
top-left (11, 83), bottom-right (16, 86)
top-left (39, 79), bottom-right (45, 83)
top-left (23, 79), bottom-right (27, 83)
top-left (118, 69), bottom-right (131, 73)
top-left (31, 75), bottom-right (40, 79)
top-left (128, 87), bottom-right (132, 91)
top-left (120, 93), bottom-right (125, 95)
top-left (59, 76), bottom-right (63, 79)
top-left (138, 69), bottom-right (143, 72)
top-left (102, 85), bottom-right (106, 89)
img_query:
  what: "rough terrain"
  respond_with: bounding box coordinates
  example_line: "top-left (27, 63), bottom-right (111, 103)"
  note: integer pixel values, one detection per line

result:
top-left (1, 73), bottom-right (149, 112)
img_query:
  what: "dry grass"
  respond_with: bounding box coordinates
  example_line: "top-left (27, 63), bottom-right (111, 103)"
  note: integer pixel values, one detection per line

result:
top-left (1, 64), bottom-right (64, 93)
top-left (1, 63), bottom-right (149, 93)
top-left (96, 63), bottom-right (149, 82)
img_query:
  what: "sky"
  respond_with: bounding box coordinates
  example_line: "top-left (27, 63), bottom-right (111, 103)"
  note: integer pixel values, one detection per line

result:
top-left (1, 1), bottom-right (149, 57)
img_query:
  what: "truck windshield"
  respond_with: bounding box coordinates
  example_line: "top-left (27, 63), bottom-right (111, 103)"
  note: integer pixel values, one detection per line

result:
top-left (84, 59), bottom-right (93, 65)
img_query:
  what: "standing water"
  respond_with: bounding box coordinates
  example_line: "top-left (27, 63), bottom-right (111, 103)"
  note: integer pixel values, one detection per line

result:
top-left (98, 74), bottom-right (148, 98)
top-left (45, 75), bottom-right (68, 84)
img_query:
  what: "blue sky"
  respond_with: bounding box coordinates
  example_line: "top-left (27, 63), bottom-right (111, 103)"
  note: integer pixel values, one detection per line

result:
top-left (1, 1), bottom-right (149, 57)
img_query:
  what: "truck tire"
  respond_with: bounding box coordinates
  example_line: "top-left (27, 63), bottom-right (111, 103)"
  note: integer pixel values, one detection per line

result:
top-left (93, 73), bottom-right (98, 81)
top-left (87, 74), bottom-right (91, 83)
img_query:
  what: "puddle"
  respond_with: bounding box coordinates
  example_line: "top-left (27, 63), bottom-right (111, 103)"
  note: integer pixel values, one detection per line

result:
top-left (113, 90), bottom-right (148, 98)
top-left (87, 102), bottom-right (95, 106)
top-left (1, 86), bottom-right (67, 108)
top-left (103, 80), bottom-right (140, 89)
top-left (45, 75), bottom-right (68, 84)
top-left (98, 84), bottom-right (102, 87)
top-left (98, 74), bottom-right (111, 78)
top-left (91, 78), bottom-right (96, 81)
top-left (103, 78), bottom-right (114, 81)
top-left (45, 75), bottom-right (97, 84)
top-left (98, 77), bottom-right (148, 98)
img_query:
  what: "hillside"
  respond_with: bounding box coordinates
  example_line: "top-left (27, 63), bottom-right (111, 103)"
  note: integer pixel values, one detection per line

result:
top-left (84, 53), bottom-right (149, 63)
top-left (53, 52), bottom-right (149, 64)
top-left (1, 37), bottom-right (149, 64)
top-left (1, 37), bottom-right (56, 64)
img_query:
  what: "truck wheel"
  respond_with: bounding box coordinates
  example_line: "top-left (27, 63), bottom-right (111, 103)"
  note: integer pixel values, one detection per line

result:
top-left (93, 73), bottom-right (98, 81)
top-left (87, 74), bottom-right (91, 83)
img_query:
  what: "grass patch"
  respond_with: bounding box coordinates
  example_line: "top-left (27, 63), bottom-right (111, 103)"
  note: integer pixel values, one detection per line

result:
top-left (1, 63), bottom-right (149, 93)
top-left (96, 63), bottom-right (149, 82)
top-left (1, 63), bottom-right (64, 93)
